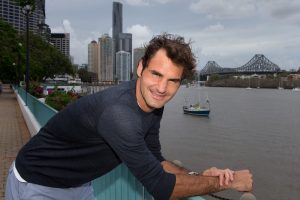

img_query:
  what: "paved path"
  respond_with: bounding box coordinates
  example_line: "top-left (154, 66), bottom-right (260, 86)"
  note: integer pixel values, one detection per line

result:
top-left (0, 84), bottom-right (30, 200)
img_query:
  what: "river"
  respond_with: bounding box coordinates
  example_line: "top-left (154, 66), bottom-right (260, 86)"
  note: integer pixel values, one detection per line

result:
top-left (159, 86), bottom-right (300, 200)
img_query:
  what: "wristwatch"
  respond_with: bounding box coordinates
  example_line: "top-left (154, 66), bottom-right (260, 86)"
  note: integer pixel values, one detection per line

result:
top-left (188, 171), bottom-right (199, 176)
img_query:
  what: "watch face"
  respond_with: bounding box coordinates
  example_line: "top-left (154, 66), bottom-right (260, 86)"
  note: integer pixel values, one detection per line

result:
top-left (188, 171), bottom-right (199, 176)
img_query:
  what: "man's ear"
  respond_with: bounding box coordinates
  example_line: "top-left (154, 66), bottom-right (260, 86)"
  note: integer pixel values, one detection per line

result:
top-left (136, 60), bottom-right (143, 78)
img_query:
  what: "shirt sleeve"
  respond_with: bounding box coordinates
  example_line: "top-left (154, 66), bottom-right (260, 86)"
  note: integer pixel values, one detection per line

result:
top-left (97, 104), bottom-right (175, 200)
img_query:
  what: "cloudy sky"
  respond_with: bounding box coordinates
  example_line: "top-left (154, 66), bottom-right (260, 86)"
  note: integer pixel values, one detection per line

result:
top-left (46, 0), bottom-right (300, 70)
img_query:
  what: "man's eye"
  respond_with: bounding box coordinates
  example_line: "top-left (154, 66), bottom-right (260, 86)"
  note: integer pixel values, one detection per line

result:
top-left (170, 80), bottom-right (180, 84)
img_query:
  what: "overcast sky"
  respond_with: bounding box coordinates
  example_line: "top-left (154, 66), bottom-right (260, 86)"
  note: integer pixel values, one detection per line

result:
top-left (46, 0), bottom-right (300, 70)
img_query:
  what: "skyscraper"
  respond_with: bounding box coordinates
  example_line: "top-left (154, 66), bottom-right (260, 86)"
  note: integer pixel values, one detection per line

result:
top-left (112, 2), bottom-right (122, 80)
top-left (133, 47), bottom-right (145, 79)
top-left (116, 51), bottom-right (130, 81)
top-left (112, 2), bottom-right (122, 42)
top-left (88, 40), bottom-right (99, 76)
top-left (98, 34), bottom-right (113, 82)
top-left (50, 33), bottom-right (70, 58)
top-left (0, 0), bottom-right (47, 35)
top-left (119, 33), bottom-right (132, 77)
top-left (112, 1), bottom-right (132, 81)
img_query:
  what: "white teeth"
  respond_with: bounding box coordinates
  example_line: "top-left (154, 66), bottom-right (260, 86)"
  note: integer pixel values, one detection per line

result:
top-left (152, 93), bottom-right (164, 100)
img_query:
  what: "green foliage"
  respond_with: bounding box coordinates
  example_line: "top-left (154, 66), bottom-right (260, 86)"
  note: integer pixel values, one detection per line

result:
top-left (207, 74), bottom-right (221, 82)
top-left (25, 33), bottom-right (74, 81)
top-left (278, 72), bottom-right (289, 77)
top-left (0, 21), bottom-right (23, 83)
top-left (77, 68), bottom-right (92, 83)
top-left (0, 19), bottom-right (74, 83)
top-left (28, 81), bottom-right (44, 98)
top-left (13, 0), bottom-right (36, 10)
top-left (45, 87), bottom-right (80, 111)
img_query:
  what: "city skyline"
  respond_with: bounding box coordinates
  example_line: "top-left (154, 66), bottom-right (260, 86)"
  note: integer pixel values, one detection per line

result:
top-left (46, 0), bottom-right (300, 70)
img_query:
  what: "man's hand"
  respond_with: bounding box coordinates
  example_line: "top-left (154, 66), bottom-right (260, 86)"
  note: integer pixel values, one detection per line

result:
top-left (170, 167), bottom-right (253, 199)
top-left (202, 167), bottom-right (234, 186)
top-left (230, 170), bottom-right (253, 192)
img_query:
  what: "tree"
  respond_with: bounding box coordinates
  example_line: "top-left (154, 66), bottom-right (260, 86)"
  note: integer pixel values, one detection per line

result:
top-left (13, 0), bottom-right (35, 10)
top-left (0, 20), bottom-right (24, 83)
top-left (0, 19), bottom-right (74, 83)
top-left (77, 68), bottom-right (92, 83)
top-left (24, 33), bottom-right (74, 81)
top-left (208, 74), bottom-right (221, 82)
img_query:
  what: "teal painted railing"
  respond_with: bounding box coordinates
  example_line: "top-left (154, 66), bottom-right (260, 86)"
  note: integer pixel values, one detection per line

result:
top-left (14, 86), bottom-right (204, 200)
top-left (16, 86), bottom-right (57, 127)
top-left (93, 164), bottom-right (153, 200)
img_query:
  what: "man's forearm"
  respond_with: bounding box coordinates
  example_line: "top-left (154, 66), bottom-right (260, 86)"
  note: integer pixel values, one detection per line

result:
top-left (171, 169), bottom-right (253, 199)
top-left (161, 160), bottom-right (222, 199)
top-left (171, 174), bottom-right (225, 199)
top-left (161, 161), bottom-right (253, 199)
top-left (161, 160), bottom-right (190, 175)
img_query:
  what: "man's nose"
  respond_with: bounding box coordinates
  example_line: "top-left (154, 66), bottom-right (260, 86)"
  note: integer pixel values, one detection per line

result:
top-left (157, 79), bottom-right (167, 93)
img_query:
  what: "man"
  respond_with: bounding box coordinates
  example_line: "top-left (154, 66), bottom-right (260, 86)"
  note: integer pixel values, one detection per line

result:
top-left (5, 34), bottom-right (252, 200)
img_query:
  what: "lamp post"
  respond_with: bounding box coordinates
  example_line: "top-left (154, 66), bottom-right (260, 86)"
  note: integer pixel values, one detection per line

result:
top-left (17, 43), bottom-right (22, 86)
top-left (22, 4), bottom-right (32, 105)
top-left (12, 63), bottom-right (16, 83)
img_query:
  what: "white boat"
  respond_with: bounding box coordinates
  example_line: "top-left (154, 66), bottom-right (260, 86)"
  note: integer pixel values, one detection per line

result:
top-left (183, 93), bottom-right (210, 117)
top-left (292, 87), bottom-right (300, 91)
top-left (183, 103), bottom-right (210, 117)
top-left (43, 85), bottom-right (83, 95)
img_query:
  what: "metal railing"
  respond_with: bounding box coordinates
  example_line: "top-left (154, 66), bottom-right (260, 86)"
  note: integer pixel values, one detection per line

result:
top-left (93, 164), bottom-right (153, 200)
top-left (16, 86), bottom-right (57, 127)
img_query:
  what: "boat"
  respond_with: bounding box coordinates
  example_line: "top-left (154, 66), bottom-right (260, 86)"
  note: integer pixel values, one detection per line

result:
top-left (183, 103), bottom-right (210, 117)
top-left (183, 96), bottom-right (210, 117)
top-left (292, 87), bottom-right (300, 91)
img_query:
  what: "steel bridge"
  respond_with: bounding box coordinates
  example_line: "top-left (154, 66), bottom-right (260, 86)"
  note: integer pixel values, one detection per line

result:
top-left (200, 54), bottom-right (281, 76)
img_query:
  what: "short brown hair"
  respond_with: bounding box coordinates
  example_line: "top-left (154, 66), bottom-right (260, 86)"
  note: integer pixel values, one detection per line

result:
top-left (142, 33), bottom-right (196, 79)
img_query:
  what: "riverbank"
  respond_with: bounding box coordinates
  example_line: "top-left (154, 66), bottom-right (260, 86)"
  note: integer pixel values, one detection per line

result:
top-left (205, 78), bottom-right (300, 89)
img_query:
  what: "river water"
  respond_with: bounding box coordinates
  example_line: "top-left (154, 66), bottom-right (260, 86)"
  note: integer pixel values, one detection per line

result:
top-left (159, 86), bottom-right (300, 200)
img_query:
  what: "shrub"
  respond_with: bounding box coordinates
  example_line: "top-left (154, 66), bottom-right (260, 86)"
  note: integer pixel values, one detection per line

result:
top-left (29, 81), bottom-right (44, 98)
top-left (45, 87), bottom-right (80, 111)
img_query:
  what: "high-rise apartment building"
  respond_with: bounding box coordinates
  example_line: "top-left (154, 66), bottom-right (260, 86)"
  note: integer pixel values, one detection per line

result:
top-left (116, 51), bottom-right (130, 81)
top-left (118, 33), bottom-right (132, 53)
top-left (88, 40), bottom-right (99, 75)
top-left (98, 34), bottom-right (113, 82)
top-left (133, 47), bottom-right (145, 79)
top-left (112, 1), bottom-right (132, 81)
top-left (50, 33), bottom-right (70, 58)
top-left (119, 33), bottom-right (132, 77)
top-left (0, 0), bottom-right (48, 35)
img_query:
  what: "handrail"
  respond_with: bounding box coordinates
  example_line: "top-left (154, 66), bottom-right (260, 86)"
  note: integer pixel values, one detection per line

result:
top-left (15, 86), bottom-right (57, 127)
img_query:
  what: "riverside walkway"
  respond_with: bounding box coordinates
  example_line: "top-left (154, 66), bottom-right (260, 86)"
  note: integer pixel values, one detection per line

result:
top-left (0, 84), bottom-right (30, 200)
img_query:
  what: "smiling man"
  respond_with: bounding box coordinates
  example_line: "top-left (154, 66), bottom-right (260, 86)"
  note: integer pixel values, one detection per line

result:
top-left (136, 48), bottom-right (183, 112)
top-left (5, 34), bottom-right (252, 200)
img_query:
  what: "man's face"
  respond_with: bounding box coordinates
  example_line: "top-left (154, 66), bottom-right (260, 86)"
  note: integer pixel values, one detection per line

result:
top-left (136, 49), bottom-right (183, 112)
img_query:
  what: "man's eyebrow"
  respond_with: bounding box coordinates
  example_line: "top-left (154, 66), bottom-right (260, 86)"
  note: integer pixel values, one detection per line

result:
top-left (149, 70), bottom-right (163, 76)
top-left (149, 69), bottom-right (181, 82)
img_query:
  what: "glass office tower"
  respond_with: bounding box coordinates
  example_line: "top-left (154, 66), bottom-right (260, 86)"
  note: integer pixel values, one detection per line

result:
top-left (112, 2), bottom-right (122, 80)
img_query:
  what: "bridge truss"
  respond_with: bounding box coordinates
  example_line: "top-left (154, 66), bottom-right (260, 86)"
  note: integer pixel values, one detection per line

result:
top-left (200, 54), bottom-right (281, 76)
